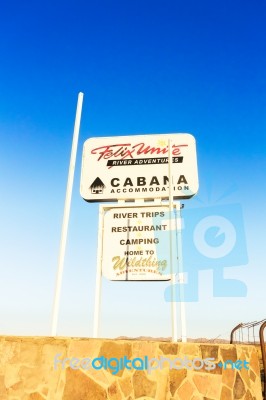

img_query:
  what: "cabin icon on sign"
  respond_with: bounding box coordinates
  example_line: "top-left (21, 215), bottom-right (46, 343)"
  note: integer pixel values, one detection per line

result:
top-left (90, 177), bottom-right (106, 194)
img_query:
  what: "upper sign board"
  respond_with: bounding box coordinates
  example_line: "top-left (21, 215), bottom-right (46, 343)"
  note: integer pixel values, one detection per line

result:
top-left (80, 133), bottom-right (198, 202)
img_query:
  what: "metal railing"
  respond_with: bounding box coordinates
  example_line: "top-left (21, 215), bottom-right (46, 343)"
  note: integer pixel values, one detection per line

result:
top-left (230, 319), bottom-right (266, 344)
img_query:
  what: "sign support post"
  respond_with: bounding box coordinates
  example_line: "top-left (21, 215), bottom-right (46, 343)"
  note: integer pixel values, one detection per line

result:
top-left (93, 204), bottom-right (104, 338)
top-left (176, 202), bottom-right (187, 342)
top-left (168, 139), bottom-right (178, 342)
top-left (51, 92), bottom-right (84, 336)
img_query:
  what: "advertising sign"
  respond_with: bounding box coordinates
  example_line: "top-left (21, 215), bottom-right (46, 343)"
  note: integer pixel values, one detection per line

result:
top-left (102, 206), bottom-right (171, 281)
top-left (80, 133), bottom-right (198, 202)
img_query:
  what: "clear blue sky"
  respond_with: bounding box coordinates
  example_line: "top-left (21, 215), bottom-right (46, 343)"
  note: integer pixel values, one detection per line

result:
top-left (0, 0), bottom-right (265, 340)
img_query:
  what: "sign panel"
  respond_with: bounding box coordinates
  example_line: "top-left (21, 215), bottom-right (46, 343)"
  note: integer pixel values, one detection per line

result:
top-left (102, 207), bottom-right (171, 281)
top-left (80, 133), bottom-right (198, 202)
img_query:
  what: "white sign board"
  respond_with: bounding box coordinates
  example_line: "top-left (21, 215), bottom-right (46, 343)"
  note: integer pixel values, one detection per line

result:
top-left (102, 206), bottom-right (171, 281)
top-left (80, 133), bottom-right (198, 202)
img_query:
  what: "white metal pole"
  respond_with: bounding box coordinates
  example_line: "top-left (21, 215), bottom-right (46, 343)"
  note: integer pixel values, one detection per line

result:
top-left (168, 139), bottom-right (178, 342)
top-left (93, 205), bottom-right (105, 338)
top-left (51, 92), bottom-right (84, 336)
top-left (176, 202), bottom-right (187, 342)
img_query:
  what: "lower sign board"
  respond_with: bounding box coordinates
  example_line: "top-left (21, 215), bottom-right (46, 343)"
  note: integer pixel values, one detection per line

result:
top-left (102, 206), bottom-right (172, 281)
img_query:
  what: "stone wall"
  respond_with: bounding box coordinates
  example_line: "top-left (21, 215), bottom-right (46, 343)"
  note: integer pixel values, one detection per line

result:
top-left (0, 336), bottom-right (263, 400)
